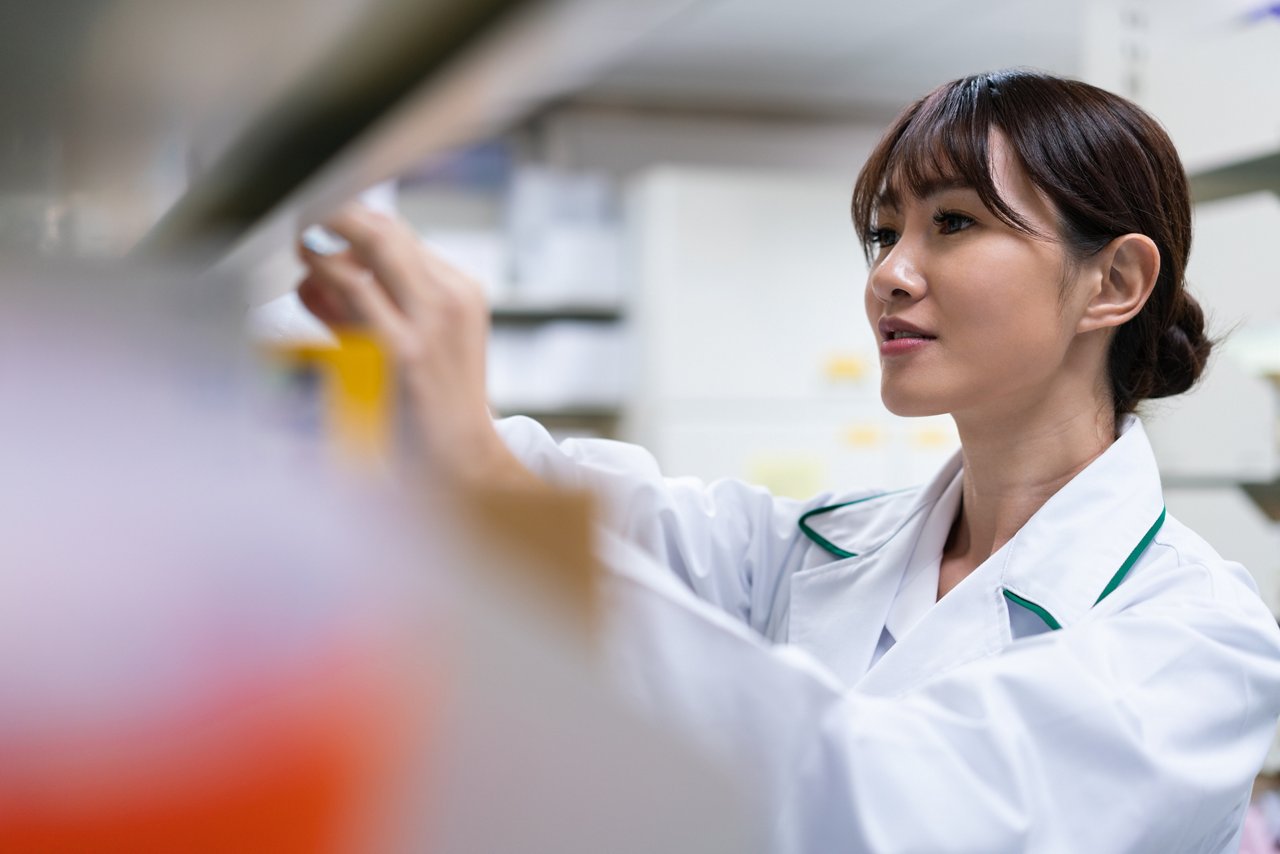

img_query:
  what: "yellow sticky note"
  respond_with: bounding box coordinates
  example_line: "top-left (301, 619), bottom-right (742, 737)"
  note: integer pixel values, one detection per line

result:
top-left (824, 354), bottom-right (868, 382)
top-left (911, 426), bottom-right (952, 449)
top-left (842, 424), bottom-right (884, 448)
top-left (747, 454), bottom-right (826, 499)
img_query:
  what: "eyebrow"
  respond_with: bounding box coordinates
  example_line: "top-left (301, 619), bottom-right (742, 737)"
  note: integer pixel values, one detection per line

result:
top-left (875, 177), bottom-right (974, 213)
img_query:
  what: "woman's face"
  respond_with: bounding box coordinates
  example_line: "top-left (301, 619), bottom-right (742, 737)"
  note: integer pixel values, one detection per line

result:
top-left (864, 133), bottom-right (1087, 421)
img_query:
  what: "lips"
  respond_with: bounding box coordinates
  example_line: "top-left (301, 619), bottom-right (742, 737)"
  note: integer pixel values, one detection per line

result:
top-left (877, 316), bottom-right (936, 342)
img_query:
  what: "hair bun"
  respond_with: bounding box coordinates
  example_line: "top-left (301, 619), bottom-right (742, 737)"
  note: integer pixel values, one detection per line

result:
top-left (1148, 293), bottom-right (1212, 399)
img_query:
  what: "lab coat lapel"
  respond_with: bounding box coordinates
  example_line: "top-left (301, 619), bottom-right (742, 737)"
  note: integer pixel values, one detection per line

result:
top-left (787, 457), bottom-right (962, 688)
top-left (786, 539), bottom-right (915, 688)
top-left (854, 551), bottom-right (1011, 697)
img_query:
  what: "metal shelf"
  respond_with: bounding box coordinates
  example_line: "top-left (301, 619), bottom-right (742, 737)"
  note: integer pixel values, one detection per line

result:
top-left (490, 302), bottom-right (623, 324)
top-left (1189, 150), bottom-right (1280, 204)
top-left (495, 406), bottom-right (623, 439)
top-left (495, 405), bottom-right (622, 419)
top-left (1242, 480), bottom-right (1280, 523)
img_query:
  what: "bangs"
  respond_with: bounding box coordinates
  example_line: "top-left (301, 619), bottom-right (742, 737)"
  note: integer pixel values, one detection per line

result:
top-left (852, 74), bottom-right (1042, 261)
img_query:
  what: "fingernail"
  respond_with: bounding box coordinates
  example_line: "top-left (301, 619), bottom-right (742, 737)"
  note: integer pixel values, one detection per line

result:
top-left (300, 225), bottom-right (349, 256)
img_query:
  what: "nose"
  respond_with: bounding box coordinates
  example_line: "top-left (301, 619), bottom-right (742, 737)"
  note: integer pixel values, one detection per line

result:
top-left (867, 243), bottom-right (926, 305)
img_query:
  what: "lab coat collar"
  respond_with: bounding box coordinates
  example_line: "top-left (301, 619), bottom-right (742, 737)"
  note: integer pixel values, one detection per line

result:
top-left (788, 415), bottom-right (1167, 692)
top-left (796, 454), bottom-right (962, 563)
top-left (788, 451), bottom-right (963, 686)
top-left (994, 414), bottom-right (1166, 630)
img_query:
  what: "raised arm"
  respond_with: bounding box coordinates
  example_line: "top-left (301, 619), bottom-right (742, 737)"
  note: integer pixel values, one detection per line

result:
top-left (294, 206), bottom-right (840, 627)
top-left (296, 204), bottom-right (537, 490)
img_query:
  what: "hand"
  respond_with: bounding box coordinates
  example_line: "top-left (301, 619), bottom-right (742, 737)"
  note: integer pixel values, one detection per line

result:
top-left (296, 204), bottom-right (535, 488)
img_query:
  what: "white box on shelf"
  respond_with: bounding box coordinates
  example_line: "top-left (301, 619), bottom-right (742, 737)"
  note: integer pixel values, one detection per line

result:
top-left (421, 229), bottom-right (511, 303)
top-left (514, 223), bottom-right (622, 304)
top-left (488, 321), bottom-right (627, 412)
top-left (507, 166), bottom-right (623, 304)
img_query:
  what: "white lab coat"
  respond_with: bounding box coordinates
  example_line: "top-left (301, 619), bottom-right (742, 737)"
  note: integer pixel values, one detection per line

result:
top-left (498, 414), bottom-right (1280, 853)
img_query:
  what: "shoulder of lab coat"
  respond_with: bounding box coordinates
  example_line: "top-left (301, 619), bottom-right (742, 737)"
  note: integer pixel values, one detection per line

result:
top-left (495, 414), bottom-right (890, 634)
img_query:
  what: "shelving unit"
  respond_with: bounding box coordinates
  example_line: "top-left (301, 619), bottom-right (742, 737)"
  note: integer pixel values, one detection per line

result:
top-left (397, 150), bottom-right (631, 440)
top-left (489, 299), bottom-right (627, 439)
top-left (1180, 152), bottom-right (1280, 531)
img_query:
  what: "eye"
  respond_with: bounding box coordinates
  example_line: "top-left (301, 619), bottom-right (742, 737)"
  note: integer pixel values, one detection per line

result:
top-left (866, 226), bottom-right (899, 248)
top-left (932, 210), bottom-right (975, 234)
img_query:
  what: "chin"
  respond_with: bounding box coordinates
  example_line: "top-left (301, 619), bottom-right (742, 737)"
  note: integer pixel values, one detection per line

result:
top-left (880, 387), bottom-right (951, 418)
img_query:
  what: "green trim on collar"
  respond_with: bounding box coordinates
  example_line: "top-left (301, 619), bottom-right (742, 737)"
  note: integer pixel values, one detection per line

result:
top-left (797, 502), bottom-right (863, 559)
top-left (1003, 505), bottom-right (1167, 632)
top-left (797, 490), bottom-right (911, 559)
top-left (802, 491), bottom-right (1168, 629)
top-left (1094, 506), bottom-right (1167, 605)
top-left (1002, 589), bottom-right (1062, 631)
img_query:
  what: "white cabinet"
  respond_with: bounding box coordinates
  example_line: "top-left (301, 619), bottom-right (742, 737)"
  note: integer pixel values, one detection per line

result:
top-left (632, 168), bottom-right (869, 403)
top-left (625, 166), bottom-right (958, 496)
top-left (1084, 0), bottom-right (1280, 173)
top-left (1186, 192), bottom-right (1280, 327)
top-left (1142, 16), bottom-right (1280, 173)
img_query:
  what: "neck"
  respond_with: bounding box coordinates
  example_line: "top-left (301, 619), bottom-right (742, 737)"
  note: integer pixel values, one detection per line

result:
top-left (942, 392), bottom-right (1117, 587)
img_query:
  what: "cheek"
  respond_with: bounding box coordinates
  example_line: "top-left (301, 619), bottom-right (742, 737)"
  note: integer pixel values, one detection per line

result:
top-left (975, 312), bottom-right (1075, 405)
top-left (956, 297), bottom-right (1057, 364)
top-left (942, 269), bottom-right (1070, 374)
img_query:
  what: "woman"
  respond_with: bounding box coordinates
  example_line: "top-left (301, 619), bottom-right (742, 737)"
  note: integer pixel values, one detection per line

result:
top-left (297, 70), bottom-right (1280, 852)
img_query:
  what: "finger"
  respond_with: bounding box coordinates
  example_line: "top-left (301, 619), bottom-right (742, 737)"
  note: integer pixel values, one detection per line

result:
top-left (300, 249), bottom-right (411, 344)
top-left (297, 237), bottom-right (396, 308)
top-left (320, 204), bottom-right (427, 308)
top-left (297, 275), bottom-right (354, 327)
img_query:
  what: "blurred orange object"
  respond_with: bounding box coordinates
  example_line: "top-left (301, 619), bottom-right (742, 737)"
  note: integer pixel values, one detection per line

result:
top-left (0, 639), bottom-right (424, 854)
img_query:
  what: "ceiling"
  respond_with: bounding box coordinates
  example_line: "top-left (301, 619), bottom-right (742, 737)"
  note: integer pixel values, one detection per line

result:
top-left (575, 0), bottom-right (1084, 117)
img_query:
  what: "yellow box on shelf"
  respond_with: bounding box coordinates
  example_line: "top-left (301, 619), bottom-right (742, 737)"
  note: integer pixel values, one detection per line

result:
top-left (262, 331), bottom-right (393, 466)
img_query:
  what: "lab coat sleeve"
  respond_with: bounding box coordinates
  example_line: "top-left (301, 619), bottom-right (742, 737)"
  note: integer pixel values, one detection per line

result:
top-left (495, 415), bottom-right (848, 630)
top-left (596, 533), bottom-right (1280, 854)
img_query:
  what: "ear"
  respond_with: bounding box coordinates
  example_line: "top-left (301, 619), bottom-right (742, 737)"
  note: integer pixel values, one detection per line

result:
top-left (1077, 234), bottom-right (1160, 334)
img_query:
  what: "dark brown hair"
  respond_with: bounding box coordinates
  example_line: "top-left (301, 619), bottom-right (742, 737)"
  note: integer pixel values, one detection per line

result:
top-left (852, 69), bottom-right (1211, 419)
